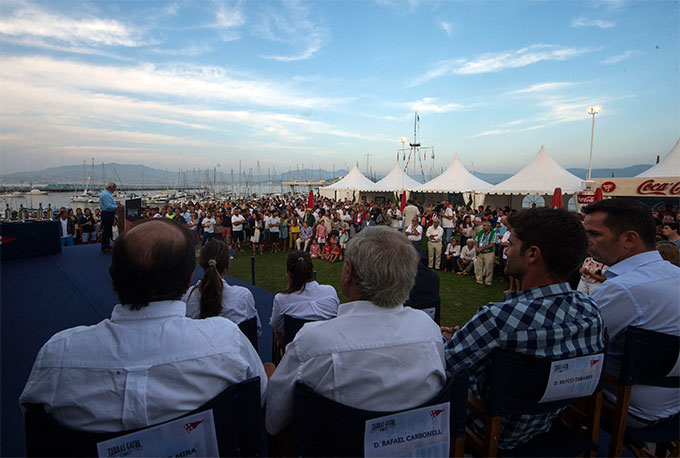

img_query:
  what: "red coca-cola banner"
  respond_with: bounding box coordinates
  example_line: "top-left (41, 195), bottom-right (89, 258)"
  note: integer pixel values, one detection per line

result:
top-left (636, 179), bottom-right (680, 196)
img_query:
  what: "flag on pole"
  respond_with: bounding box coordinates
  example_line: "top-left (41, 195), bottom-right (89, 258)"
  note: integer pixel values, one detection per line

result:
top-left (400, 191), bottom-right (406, 211)
top-left (307, 190), bottom-right (314, 209)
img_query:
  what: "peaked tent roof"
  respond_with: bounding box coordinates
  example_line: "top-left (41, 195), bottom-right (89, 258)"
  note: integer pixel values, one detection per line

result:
top-left (322, 164), bottom-right (376, 191)
top-left (486, 146), bottom-right (583, 195)
top-left (414, 153), bottom-right (492, 192)
top-left (369, 161), bottom-right (422, 192)
top-left (636, 138), bottom-right (680, 178)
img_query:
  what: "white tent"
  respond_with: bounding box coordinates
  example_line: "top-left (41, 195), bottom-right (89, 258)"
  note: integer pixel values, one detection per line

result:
top-left (482, 145), bottom-right (583, 209)
top-left (636, 138), bottom-right (680, 178)
top-left (414, 153), bottom-right (492, 192)
top-left (370, 162), bottom-right (421, 192)
top-left (319, 164), bottom-right (375, 200)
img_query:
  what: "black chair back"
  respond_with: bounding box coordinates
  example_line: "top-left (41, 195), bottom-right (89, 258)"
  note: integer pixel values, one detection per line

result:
top-left (283, 315), bottom-right (312, 347)
top-left (24, 377), bottom-right (263, 457)
top-left (291, 369), bottom-right (468, 457)
top-left (620, 326), bottom-right (680, 387)
top-left (487, 349), bottom-right (605, 417)
top-left (237, 316), bottom-right (259, 352)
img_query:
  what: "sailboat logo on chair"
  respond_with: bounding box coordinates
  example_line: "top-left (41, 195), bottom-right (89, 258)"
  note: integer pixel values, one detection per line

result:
top-left (184, 420), bottom-right (204, 434)
top-left (430, 408), bottom-right (445, 419)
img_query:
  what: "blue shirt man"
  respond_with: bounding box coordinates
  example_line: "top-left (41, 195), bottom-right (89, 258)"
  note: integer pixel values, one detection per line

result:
top-left (99, 182), bottom-right (119, 252)
top-left (584, 199), bottom-right (680, 427)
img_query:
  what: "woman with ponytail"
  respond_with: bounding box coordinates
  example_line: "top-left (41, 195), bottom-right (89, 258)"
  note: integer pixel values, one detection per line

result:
top-left (269, 250), bottom-right (340, 337)
top-left (182, 238), bottom-right (261, 337)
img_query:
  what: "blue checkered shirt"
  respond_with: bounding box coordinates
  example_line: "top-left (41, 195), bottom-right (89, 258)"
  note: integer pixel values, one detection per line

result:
top-left (444, 282), bottom-right (605, 449)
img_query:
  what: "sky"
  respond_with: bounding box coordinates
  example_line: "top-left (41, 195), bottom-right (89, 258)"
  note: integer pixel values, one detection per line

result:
top-left (1, 0), bottom-right (678, 179)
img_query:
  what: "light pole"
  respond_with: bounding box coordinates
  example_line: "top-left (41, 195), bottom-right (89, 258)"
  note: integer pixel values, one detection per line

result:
top-left (586, 106), bottom-right (601, 181)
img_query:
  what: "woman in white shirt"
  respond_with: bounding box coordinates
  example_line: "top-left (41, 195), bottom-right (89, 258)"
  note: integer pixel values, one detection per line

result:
top-left (270, 251), bottom-right (340, 340)
top-left (182, 239), bottom-right (262, 341)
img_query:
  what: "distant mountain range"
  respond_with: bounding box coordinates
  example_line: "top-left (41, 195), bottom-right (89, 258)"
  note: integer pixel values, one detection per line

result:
top-left (0, 163), bottom-right (349, 186)
top-left (0, 162), bottom-right (653, 186)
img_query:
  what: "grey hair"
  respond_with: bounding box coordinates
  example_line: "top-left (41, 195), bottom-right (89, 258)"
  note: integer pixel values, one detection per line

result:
top-left (345, 226), bottom-right (419, 308)
top-left (106, 181), bottom-right (117, 191)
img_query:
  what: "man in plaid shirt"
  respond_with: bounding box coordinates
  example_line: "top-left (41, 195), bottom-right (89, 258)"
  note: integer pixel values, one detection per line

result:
top-left (442, 208), bottom-right (605, 450)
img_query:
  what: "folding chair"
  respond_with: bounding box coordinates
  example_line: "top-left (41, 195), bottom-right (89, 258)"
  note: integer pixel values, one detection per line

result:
top-left (237, 316), bottom-right (258, 352)
top-left (282, 315), bottom-right (312, 347)
top-left (602, 327), bottom-right (680, 458)
top-left (24, 377), bottom-right (263, 457)
top-left (290, 368), bottom-right (469, 457)
top-left (466, 349), bottom-right (605, 457)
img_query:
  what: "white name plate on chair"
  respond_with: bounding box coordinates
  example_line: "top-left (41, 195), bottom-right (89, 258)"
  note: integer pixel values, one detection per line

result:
top-left (540, 353), bottom-right (604, 403)
top-left (96, 410), bottom-right (219, 458)
top-left (364, 402), bottom-right (450, 458)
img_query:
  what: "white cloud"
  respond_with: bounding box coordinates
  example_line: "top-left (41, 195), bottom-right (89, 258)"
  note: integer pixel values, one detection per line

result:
top-left (509, 82), bottom-right (575, 95)
top-left (407, 97), bottom-right (470, 114)
top-left (257, 0), bottom-right (326, 62)
top-left (571, 16), bottom-right (616, 29)
top-left (0, 4), bottom-right (145, 47)
top-left (412, 45), bottom-right (591, 85)
top-left (439, 20), bottom-right (453, 36)
top-left (468, 129), bottom-right (511, 138)
top-left (603, 50), bottom-right (638, 64)
top-left (0, 55), bottom-right (341, 110)
top-left (214, 0), bottom-right (245, 29)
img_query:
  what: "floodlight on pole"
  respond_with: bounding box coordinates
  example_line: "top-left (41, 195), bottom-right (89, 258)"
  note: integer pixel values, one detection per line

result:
top-left (586, 106), bottom-right (601, 181)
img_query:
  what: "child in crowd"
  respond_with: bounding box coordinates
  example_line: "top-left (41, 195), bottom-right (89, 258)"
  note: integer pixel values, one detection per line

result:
top-left (339, 227), bottom-right (349, 259)
top-left (310, 239), bottom-right (321, 259)
top-left (327, 232), bottom-right (342, 263)
top-left (315, 222), bottom-right (327, 247)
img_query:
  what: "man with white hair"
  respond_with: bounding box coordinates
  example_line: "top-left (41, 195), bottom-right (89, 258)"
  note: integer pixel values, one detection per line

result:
top-left (266, 226), bottom-right (446, 435)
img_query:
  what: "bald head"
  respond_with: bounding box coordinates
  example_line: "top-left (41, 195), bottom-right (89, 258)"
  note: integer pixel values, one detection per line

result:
top-left (110, 219), bottom-right (195, 310)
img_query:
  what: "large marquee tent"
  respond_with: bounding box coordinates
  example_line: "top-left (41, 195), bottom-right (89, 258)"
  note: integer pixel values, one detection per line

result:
top-left (318, 164), bottom-right (375, 201)
top-left (361, 161), bottom-right (422, 202)
top-left (412, 153), bottom-right (492, 206)
top-left (482, 146), bottom-right (584, 209)
top-left (636, 137), bottom-right (680, 178)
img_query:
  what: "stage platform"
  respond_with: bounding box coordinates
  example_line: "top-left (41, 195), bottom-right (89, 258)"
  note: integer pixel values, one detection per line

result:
top-left (1, 244), bottom-right (274, 457)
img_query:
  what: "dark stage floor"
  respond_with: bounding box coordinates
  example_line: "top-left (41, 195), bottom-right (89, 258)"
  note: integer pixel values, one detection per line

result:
top-left (1, 244), bottom-right (274, 457)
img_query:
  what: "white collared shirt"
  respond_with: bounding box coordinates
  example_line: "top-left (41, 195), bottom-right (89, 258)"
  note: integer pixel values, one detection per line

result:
top-left (20, 300), bottom-right (267, 432)
top-left (270, 281), bottom-right (340, 333)
top-left (266, 300), bottom-right (446, 435)
top-left (183, 279), bottom-right (262, 337)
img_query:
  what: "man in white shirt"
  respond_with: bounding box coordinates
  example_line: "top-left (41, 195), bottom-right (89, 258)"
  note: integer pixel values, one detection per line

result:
top-left (266, 226), bottom-right (446, 436)
top-left (426, 217), bottom-right (444, 270)
top-left (439, 201), bottom-right (455, 247)
top-left (403, 200), bottom-right (420, 230)
top-left (404, 216), bottom-right (423, 253)
top-left (201, 210), bottom-right (216, 246)
top-left (387, 203), bottom-right (402, 230)
top-left (20, 219), bottom-right (267, 433)
top-left (267, 210), bottom-right (281, 253)
top-left (457, 239), bottom-right (477, 275)
top-left (231, 207), bottom-right (246, 251)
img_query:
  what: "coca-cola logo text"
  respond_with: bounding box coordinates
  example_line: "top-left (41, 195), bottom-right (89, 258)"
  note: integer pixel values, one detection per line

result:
top-left (637, 179), bottom-right (680, 196)
top-left (577, 193), bottom-right (596, 204)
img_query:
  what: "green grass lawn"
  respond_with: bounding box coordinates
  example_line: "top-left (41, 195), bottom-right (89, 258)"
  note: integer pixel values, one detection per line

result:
top-left (227, 245), bottom-right (509, 327)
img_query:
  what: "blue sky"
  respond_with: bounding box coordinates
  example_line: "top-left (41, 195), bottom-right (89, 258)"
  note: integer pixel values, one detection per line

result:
top-left (1, 0), bottom-right (678, 178)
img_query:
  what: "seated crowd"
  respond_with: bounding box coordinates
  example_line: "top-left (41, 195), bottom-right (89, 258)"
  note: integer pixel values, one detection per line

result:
top-left (21, 198), bottom-right (679, 455)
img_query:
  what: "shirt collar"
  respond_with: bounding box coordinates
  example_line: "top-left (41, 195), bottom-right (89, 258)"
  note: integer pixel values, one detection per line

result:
top-left (338, 300), bottom-right (404, 316)
top-left (605, 250), bottom-right (663, 279)
top-left (111, 300), bottom-right (187, 321)
top-left (504, 282), bottom-right (572, 301)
